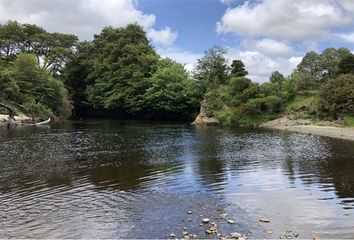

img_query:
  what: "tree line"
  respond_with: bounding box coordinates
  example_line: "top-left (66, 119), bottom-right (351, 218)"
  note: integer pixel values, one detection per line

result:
top-left (1, 21), bottom-right (354, 124)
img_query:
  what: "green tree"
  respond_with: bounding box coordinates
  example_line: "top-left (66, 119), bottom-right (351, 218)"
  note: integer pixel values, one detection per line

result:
top-left (193, 46), bottom-right (229, 92)
top-left (269, 71), bottom-right (285, 84)
top-left (230, 59), bottom-right (248, 77)
top-left (338, 54), bottom-right (354, 75)
top-left (86, 24), bottom-right (159, 114)
top-left (144, 58), bottom-right (196, 116)
top-left (320, 74), bottom-right (354, 117)
top-left (0, 21), bottom-right (78, 75)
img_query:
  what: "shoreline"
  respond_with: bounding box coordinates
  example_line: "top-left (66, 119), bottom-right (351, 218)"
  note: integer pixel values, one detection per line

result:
top-left (260, 117), bottom-right (354, 141)
top-left (0, 114), bottom-right (50, 127)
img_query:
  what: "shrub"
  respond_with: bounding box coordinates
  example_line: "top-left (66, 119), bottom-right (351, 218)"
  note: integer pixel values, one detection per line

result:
top-left (320, 74), bottom-right (354, 117)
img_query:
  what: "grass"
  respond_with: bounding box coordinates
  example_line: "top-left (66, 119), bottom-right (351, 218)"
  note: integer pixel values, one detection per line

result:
top-left (344, 116), bottom-right (354, 128)
top-left (285, 92), bottom-right (321, 116)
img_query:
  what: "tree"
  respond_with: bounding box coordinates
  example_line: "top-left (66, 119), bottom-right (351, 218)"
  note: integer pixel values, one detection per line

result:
top-left (0, 21), bottom-right (78, 75)
top-left (144, 58), bottom-right (196, 116)
top-left (320, 74), bottom-right (354, 117)
top-left (297, 51), bottom-right (322, 80)
top-left (230, 59), bottom-right (248, 77)
top-left (62, 41), bottom-right (93, 116)
top-left (297, 48), bottom-right (352, 85)
top-left (193, 46), bottom-right (229, 92)
top-left (86, 24), bottom-right (159, 114)
top-left (338, 54), bottom-right (354, 75)
top-left (269, 71), bottom-right (285, 84)
top-left (297, 72), bottom-right (316, 91)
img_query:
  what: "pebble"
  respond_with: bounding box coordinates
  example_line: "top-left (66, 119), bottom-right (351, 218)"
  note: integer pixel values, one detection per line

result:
top-left (206, 229), bottom-right (212, 235)
top-left (169, 233), bottom-right (176, 238)
top-left (259, 217), bottom-right (270, 223)
top-left (211, 222), bottom-right (217, 227)
top-left (187, 211), bottom-right (192, 214)
top-left (202, 218), bottom-right (210, 224)
top-left (182, 230), bottom-right (189, 236)
top-left (220, 213), bottom-right (228, 219)
top-left (230, 232), bottom-right (242, 239)
top-left (188, 218), bottom-right (192, 221)
top-left (267, 229), bottom-right (273, 234)
top-left (227, 219), bottom-right (235, 224)
top-left (313, 237), bottom-right (320, 240)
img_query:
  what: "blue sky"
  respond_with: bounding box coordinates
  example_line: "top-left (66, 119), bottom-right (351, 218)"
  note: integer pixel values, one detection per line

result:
top-left (1, 0), bottom-right (354, 82)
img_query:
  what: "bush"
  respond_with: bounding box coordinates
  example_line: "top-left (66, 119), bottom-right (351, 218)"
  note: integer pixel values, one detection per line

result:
top-left (243, 96), bottom-right (282, 115)
top-left (320, 74), bottom-right (354, 117)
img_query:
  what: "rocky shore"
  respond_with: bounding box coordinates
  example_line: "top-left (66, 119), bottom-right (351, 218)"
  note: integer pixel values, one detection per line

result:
top-left (0, 114), bottom-right (49, 128)
top-left (260, 117), bottom-right (354, 141)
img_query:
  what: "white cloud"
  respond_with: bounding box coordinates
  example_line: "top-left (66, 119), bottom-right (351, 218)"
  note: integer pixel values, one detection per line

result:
top-left (220, 0), bottom-right (234, 4)
top-left (336, 32), bottom-right (354, 43)
top-left (243, 38), bottom-right (294, 57)
top-left (227, 49), bottom-right (302, 82)
top-left (217, 0), bottom-right (351, 40)
top-left (0, 0), bottom-right (176, 45)
top-left (148, 27), bottom-right (177, 46)
top-left (156, 47), bottom-right (202, 72)
top-left (339, 0), bottom-right (354, 13)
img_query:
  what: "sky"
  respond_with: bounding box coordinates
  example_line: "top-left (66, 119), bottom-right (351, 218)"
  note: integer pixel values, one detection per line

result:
top-left (1, 0), bottom-right (354, 82)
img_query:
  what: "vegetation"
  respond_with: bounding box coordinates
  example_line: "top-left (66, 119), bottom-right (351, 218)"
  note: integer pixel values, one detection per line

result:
top-left (1, 20), bottom-right (354, 127)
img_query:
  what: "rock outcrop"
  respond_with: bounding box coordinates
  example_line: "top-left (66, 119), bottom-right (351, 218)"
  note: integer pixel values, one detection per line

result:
top-left (191, 101), bottom-right (220, 125)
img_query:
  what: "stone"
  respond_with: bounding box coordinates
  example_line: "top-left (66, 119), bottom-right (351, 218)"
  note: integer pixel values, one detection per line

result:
top-left (230, 232), bottom-right (242, 239)
top-left (259, 217), bottom-right (270, 223)
top-left (313, 237), bottom-right (320, 240)
top-left (220, 213), bottom-right (228, 219)
top-left (191, 101), bottom-right (220, 125)
top-left (211, 222), bottom-right (217, 227)
top-left (187, 211), bottom-right (192, 214)
top-left (267, 229), bottom-right (273, 234)
top-left (206, 229), bottom-right (212, 235)
top-left (188, 218), bottom-right (192, 221)
top-left (182, 230), bottom-right (189, 236)
top-left (169, 233), bottom-right (176, 238)
top-left (227, 219), bottom-right (235, 224)
top-left (202, 218), bottom-right (210, 224)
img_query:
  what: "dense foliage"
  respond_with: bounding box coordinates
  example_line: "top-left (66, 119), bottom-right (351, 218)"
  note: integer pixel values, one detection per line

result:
top-left (1, 20), bottom-right (354, 125)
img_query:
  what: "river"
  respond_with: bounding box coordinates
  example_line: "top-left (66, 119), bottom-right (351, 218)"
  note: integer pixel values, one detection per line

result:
top-left (0, 120), bottom-right (353, 238)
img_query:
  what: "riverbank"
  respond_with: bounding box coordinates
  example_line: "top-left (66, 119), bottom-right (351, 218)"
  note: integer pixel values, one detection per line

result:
top-left (261, 117), bottom-right (354, 141)
top-left (0, 114), bottom-right (50, 127)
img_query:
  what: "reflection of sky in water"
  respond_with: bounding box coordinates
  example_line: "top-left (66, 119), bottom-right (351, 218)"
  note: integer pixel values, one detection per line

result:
top-left (0, 121), bottom-right (354, 238)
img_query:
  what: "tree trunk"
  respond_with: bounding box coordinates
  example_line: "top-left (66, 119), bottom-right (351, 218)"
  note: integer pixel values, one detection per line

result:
top-left (0, 102), bottom-right (16, 120)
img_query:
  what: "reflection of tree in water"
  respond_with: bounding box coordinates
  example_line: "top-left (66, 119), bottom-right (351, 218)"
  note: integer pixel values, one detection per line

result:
top-left (279, 134), bottom-right (354, 208)
top-left (191, 126), bottom-right (227, 191)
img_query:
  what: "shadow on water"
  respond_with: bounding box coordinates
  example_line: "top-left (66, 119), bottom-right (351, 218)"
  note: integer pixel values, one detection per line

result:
top-left (0, 120), bottom-right (354, 238)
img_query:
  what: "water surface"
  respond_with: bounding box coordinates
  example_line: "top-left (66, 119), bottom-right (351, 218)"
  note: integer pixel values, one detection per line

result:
top-left (0, 120), bottom-right (353, 238)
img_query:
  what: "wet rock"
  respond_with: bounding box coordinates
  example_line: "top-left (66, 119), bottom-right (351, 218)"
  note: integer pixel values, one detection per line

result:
top-left (259, 217), bottom-right (270, 223)
top-left (227, 219), bottom-right (235, 224)
top-left (230, 232), bottom-right (242, 239)
top-left (202, 218), bottom-right (210, 224)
